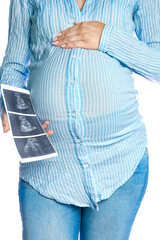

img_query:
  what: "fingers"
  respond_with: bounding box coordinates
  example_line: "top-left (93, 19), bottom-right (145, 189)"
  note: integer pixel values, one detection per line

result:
top-left (59, 23), bottom-right (80, 35)
top-left (41, 120), bottom-right (50, 129)
top-left (2, 122), bottom-right (10, 133)
top-left (52, 22), bottom-right (90, 49)
top-left (2, 110), bottom-right (10, 133)
top-left (52, 21), bottom-right (104, 50)
top-left (52, 23), bottom-right (82, 44)
top-left (41, 121), bottom-right (53, 137)
top-left (46, 130), bottom-right (54, 137)
top-left (53, 36), bottom-right (84, 48)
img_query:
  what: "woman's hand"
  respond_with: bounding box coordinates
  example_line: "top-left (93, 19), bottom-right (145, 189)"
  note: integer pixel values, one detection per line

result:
top-left (52, 21), bottom-right (105, 50)
top-left (2, 110), bottom-right (10, 133)
top-left (2, 110), bottom-right (53, 137)
top-left (41, 121), bottom-right (53, 137)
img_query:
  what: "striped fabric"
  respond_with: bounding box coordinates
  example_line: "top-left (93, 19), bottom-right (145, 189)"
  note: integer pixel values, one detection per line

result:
top-left (0, 0), bottom-right (160, 211)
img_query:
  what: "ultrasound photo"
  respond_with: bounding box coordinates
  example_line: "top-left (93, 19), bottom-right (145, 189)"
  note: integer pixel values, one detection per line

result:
top-left (14, 135), bottom-right (57, 159)
top-left (2, 88), bottom-right (35, 114)
top-left (8, 113), bottom-right (45, 136)
top-left (1, 84), bottom-right (58, 163)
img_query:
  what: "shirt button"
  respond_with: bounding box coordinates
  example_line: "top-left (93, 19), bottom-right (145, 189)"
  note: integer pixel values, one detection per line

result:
top-left (71, 79), bottom-right (75, 84)
top-left (72, 112), bottom-right (77, 117)
top-left (83, 163), bottom-right (89, 168)
top-left (72, 55), bottom-right (77, 59)
top-left (76, 138), bottom-right (81, 143)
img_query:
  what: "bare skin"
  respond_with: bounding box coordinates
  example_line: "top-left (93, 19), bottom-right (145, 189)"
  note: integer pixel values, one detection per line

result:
top-left (76, 0), bottom-right (86, 12)
top-left (51, 0), bottom-right (105, 49)
top-left (1, 110), bottom-right (53, 137)
top-left (52, 21), bottom-right (105, 50)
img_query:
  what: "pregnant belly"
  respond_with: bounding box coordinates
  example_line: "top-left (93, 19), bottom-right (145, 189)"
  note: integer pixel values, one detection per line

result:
top-left (27, 51), bottom-right (143, 142)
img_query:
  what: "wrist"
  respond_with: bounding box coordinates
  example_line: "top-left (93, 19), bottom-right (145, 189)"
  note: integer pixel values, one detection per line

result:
top-left (98, 24), bottom-right (113, 52)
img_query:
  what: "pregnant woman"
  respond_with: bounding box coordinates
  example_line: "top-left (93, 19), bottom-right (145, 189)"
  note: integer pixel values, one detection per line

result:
top-left (0, 0), bottom-right (160, 239)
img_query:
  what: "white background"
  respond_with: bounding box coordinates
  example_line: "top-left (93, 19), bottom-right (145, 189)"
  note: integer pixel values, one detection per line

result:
top-left (0, 1), bottom-right (160, 239)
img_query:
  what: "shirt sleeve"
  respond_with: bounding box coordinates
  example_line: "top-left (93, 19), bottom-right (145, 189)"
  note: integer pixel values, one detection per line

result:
top-left (0, 0), bottom-right (33, 120)
top-left (98, 0), bottom-right (160, 84)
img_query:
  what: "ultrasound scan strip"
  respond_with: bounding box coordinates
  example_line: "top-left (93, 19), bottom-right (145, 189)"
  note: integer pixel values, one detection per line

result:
top-left (1, 84), bottom-right (58, 163)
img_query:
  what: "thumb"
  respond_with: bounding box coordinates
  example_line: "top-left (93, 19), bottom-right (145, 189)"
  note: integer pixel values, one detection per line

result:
top-left (2, 111), bottom-right (10, 133)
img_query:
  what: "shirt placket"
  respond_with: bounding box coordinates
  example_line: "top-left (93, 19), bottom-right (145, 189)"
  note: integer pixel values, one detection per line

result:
top-left (66, 0), bottom-right (100, 211)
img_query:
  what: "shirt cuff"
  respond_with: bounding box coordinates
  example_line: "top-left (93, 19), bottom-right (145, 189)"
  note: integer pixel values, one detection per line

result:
top-left (98, 24), bottom-right (113, 52)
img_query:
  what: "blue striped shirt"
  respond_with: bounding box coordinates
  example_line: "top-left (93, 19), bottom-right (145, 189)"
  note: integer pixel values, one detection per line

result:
top-left (0, 0), bottom-right (160, 211)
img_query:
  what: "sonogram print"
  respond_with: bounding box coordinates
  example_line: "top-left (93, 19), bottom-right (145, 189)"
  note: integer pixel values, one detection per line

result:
top-left (1, 85), bottom-right (58, 162)
top-left (2, 89), bottom-right (35, 114)
top-left (14, 92), bottom-right (29, 110)
top-left (8, 113), bottom-right (45, 136)
top-left (24, 138), bottom-right (44, 156)
top-left (19, 115), bottom-right (37, 132)
top-left (14, 135), bottom-right (56, 158)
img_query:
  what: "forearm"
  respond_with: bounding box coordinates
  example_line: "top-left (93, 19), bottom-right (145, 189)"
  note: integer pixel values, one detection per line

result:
top-left (98, 24), bottom-right (160, 83)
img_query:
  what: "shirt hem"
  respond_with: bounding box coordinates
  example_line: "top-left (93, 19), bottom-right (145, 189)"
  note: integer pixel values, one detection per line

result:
top-left (19, 143), bottom-right (148, 211)
top-left (96, 143), bottom-right (148, 204)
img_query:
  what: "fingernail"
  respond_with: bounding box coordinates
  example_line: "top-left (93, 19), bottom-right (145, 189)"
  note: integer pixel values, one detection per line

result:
top-left (52, 37), bottom-right (57, 41)
top-left (56, 32), bottom-right (62, 36)
top-left (54, 41), bottom-right (59, 45)
top-left (61, 44), bottom-right (66, 48)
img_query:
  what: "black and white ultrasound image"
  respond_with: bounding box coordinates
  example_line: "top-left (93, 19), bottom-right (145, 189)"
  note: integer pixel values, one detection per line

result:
top-left (3, 89), bottom-right (35, 114)
top-left (8, 113), bottom-right (45, 136)
top-left (1, 85), bottom-right (58, 162)
top-left (14, 135), bottom-right (56, 159)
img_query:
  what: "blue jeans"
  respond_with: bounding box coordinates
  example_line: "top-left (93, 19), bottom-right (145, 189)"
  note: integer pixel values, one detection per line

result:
top-left (18, 147), bottom-right (149, 240)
